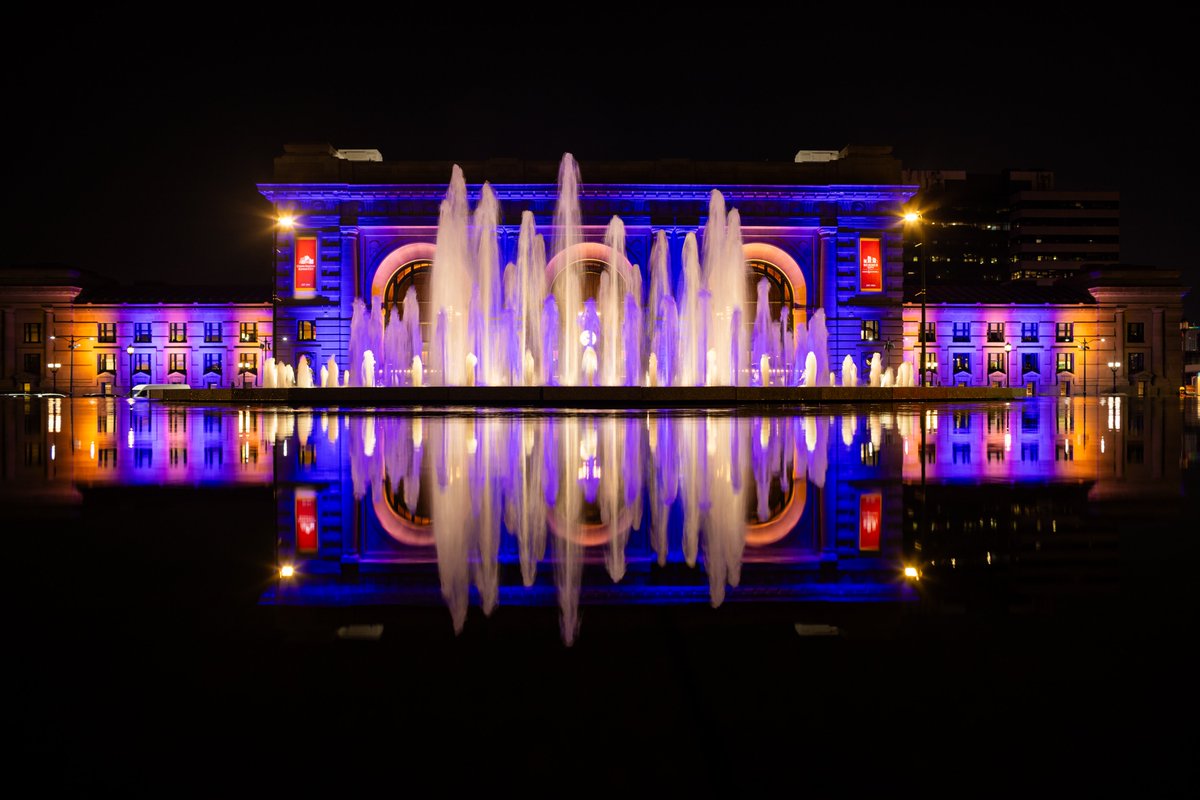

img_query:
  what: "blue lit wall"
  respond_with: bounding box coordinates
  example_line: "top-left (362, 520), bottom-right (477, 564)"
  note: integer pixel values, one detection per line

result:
top-left (259, 181), bottom-right (916, 378)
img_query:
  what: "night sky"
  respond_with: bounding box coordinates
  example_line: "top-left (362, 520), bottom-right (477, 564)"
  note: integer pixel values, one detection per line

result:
top-left (5, 13), bottom-right (1193, 312)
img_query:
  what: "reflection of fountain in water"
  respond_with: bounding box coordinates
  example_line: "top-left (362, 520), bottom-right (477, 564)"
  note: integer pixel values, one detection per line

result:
top-left (328, 411), bottom-right (844, 643)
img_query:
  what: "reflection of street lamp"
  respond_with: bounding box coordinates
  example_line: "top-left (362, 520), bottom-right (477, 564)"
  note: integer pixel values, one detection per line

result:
top-left (904, 211), bottom-right (927, 387)
top-left (48, 362), bottom-right (61, 393)
top-left (1004, 342), bottom-right (1013, 388)
top-left (126, 344), bottom-right (135, 393)
top-left (1107, 361), bottom-right (1120, 393)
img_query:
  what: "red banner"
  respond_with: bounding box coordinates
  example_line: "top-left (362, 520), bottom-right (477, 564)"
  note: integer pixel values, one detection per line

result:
top-left (859, 492), bottom-right (881, 551)
top-left (859, 238), bottom-right (882, 292)
top-left (295, 237), bottom-right (317, 292)
top-left (296, 489), bottom-right (318, 553)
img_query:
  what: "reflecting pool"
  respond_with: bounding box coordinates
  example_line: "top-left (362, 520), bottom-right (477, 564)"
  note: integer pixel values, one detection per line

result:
top-left (7, 396), bottom-right (1193, 645)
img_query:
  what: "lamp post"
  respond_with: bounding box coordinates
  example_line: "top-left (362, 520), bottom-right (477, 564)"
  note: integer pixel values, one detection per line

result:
top-left (50, 334), bottom-right (91, 397)
top-left (1004, 342), bottom-right (1013, 388)
top-left (1107, 361), bottom-right (1119, 394)
top-left (259, 338), bottom-right (273, 388)
top-left (48, 362), bottom-right (61, 393)
top-left (1077, 337), bottom-right (1103, 398)
top-left (274, 215), bottom-right (294, 381)
top-left (904, 211), bottom-right (927, 387)
top-left (126, 344), bottom-right (135, 394)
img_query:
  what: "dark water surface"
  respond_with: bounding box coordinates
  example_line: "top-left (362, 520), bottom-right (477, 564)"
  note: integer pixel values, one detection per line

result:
top-left (6, 397), bottom-right (1196, 791)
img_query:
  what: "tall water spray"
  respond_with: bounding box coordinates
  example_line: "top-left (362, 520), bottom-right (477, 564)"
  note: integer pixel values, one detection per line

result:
top-left (677, 233), bottom-right (703, 386)
top-left (472, 183), bottom-right (502, 385)
top-left (601, 216), bottom-right (625, 385)
top-left (429, 166), bottom-right (471, 386)
top-left (553, 154), bottom-right (583, 386)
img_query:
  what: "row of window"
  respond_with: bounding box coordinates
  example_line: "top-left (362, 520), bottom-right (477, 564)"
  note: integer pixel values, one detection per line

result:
top-left (901, 321), bottom-right (1145, 345)
top-left (93, 353), bottom-right (260, 375)
top-left (935, 351), bottom-right (1147, 374)
top-left (21, 320), bottom-right (321, 345)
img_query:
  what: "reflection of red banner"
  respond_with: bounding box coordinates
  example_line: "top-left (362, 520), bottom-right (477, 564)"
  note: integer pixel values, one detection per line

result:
top-left (859, 238), bottom-right (882, 292)
top-left (296, 489), bottom-right (318, 552)
top-left (859, 492), bottom-right (881, 551)
top-left (295, 237), bottom-right (317, 292)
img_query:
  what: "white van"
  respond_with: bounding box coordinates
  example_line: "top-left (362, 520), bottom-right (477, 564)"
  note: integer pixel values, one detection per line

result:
top-left (130, 383), bottom-right (192, 399)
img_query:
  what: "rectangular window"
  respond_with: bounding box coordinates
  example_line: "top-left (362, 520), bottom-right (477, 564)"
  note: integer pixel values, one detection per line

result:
top-left (1128, 352), bottom-right (1145, 373)
top-left (952, 443), bottom-right (971, 464)
top-left (239, 322), bottom-right (257, 343)
top-left (96, 353), bottom-right (116, 374)
top-left (1021, 442), bottom-right (1039, 462)
top-left (952, 353), bottom-right (970, 373)
top-left (952, 322), bottom-right (970, 342)
top-left (298, 320), bottom-right (317, 341)
top-left (204, 322), bottom-right (222, 343)
top-left (24, 353), bottom-right (41, 374)
top-left (134, 322), bottom-right (152, 343)
top-left (987, 322), bottom-right (1005, 343)
top-left (918, 322), bottom-right (936, 343)
top-left (203, 353), bottom-right (222, 374)
top-left (239, 352), bottom-right (258, 373)
top-left (1055, 322), bottom-right (1074, 343)
top-left (23, 322), bottom-right (42, 343)
top-left (133, 353), bottom-right (152, 374)
top-left (1057, 352), bottom-right (1075, 373)
top-left (1021, 353), bottom-right (1039, 374)
top-left (923, 352), bottom-right (937, 371)
top-left (860, 319), bottom-right (878, 341)
top-left (1021, 322), bottom-right (1039, 343)
top-left (1127, 322), bottom-right (1145, 343)
top-left (97, 323), bottom-right (117, 343)
top-left (168, 353), bottom-right (187, 374)
top-left (169, 323), bottom-right (187, 343)
top-left (988, 352), bottom-right (1006, 373)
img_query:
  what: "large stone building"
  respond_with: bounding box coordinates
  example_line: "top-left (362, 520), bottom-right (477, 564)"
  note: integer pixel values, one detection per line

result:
top-left (0, 268), bottom-right (272, 395)
top-left (0, 146), bottom-right (1188, 396)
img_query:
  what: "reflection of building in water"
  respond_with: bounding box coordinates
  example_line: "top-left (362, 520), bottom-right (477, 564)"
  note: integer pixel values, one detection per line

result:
top-left (901, 398), bottom-right (1183, 606)
top-left (268, 412), bottom-right (911, 640)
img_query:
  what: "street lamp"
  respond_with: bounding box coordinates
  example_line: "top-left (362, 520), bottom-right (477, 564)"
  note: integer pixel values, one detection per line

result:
top-left (1004, 342), bottom-right (1013, 388)
top-left (274, 215), bottom-right (294, 376)
top-left (48, 362), bottom-right (62, 393)
top-left (1077, 337), bottom-right (1103, 398)
top-left (50, 333), bottom-right (91, 397)
top-left (126, 344), bottom-right (135, 394)
top-left (1107, 361), bottom-right (1120, 393)
top-left (904, 211), bottom-right (927, 387)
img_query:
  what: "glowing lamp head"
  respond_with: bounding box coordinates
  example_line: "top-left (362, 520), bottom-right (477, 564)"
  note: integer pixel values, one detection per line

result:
top-left (280, 565), bottom-right (295, 578)
top-left (277, 215), bottom-right (295, 229)
top-left (903, 212), bottom-right (920, 224)
top-left (127, 345), bottom-right (135, 355)
top-left (903, 566), bottom-right (920, 580)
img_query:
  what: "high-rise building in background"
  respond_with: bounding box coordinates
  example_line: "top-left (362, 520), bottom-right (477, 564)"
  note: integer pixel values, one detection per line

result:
top-left (903, 170), bottom-right (1120, 284)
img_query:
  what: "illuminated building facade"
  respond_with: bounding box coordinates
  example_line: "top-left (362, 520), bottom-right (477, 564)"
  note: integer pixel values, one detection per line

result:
top-left (0, 268), bottom-right (272, 394)
top-left (260, 144), bottom-right (915, 380)
top-left (900, 267), bottom-right (1188, 397)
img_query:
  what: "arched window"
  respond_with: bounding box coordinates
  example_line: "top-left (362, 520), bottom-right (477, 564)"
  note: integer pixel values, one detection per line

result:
top-left (744, 259), bottom-right (794, 325)
top-left (549, 258), bottom-right (629, 304)
top-left (382, 259), bottom-right (433, 359)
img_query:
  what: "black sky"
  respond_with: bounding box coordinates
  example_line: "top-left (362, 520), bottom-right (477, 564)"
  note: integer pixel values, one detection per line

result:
top-left (4, 12), bottom-right (1194, 311)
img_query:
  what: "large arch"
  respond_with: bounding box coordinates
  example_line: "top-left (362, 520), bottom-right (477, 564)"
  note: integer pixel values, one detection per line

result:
top-left (743, 242), bottom-right (808, 327)
top-left (368, 242), bottom-right (437, 304)
top-left (544, 242), bottom-right (637, 299)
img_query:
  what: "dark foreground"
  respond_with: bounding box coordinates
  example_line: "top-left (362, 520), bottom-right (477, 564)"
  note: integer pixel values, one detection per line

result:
top-left (10, 484), bottom-right (1192, 794)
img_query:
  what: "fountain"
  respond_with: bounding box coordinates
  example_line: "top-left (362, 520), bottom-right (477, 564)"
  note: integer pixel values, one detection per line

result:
top-left (296, 355), bottom-right (314, 388)
top-left (274, 153), bottom-right (854, 396)
top-left (842, 354), bottom-right (858, 387)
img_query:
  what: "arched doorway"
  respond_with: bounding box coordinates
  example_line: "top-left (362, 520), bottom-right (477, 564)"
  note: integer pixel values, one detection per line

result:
top-left (544, 242), bottom-right (636, 304)
top-left (742, 243), bottom-right (808, 328)
top-left (369, 242), bottom-right (438, 363)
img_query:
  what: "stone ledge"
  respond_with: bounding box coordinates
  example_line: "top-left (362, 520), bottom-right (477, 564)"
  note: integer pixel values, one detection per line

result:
top-left (149, 385), bottom-right (1028, 407)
